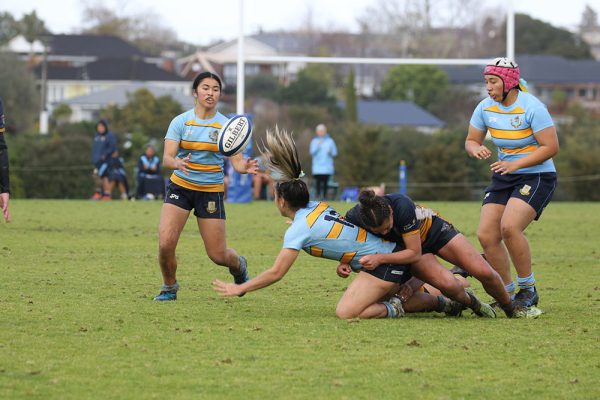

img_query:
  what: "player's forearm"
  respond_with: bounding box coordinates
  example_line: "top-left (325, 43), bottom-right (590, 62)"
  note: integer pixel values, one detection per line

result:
top-left (238, 268), bottom-right (285, 294)
top-left (379, 249), bottom-right (420, 265)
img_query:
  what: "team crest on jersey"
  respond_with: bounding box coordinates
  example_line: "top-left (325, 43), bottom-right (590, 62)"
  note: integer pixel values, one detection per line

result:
top-left (510, 116), bottom-right (523, 129)
top-left (206, 201), bottom-right (217, 214)
top-left (519, 184), bottom-right (532, 196)
top-left (208, 129), bottom-right (219, 142)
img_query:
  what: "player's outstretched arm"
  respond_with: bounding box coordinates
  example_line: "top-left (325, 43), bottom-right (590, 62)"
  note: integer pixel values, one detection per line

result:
top-left (230, 153), bottom-right (258, 174)
top-left (212, 248), bottom-right (299, 297)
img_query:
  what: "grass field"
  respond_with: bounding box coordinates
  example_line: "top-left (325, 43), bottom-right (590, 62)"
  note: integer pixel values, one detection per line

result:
top-left (0, 199), bottom-right (599, 399)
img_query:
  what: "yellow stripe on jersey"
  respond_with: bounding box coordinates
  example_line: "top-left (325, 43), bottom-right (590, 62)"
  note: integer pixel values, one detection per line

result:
top-left (184, 120), bottom-right (223, 129)
top-left (180, 140), bottom-right (219, 152)
top-left (419, 218), bottom-right (432, 242)
top-left (306, 202), bottom-right (328, 228)
top-left (500, 145), bottom-right (538, 154)
top-left (356, 227), bottom-right (367, 243)
top-left (187, 162), bottom-right (222, 172)
top-left (326, 222), bottom-right (344, 239)
top-left (340, 252), bottom-right (357, 264)
top-left (170, 173), bottom-right (224, 192)
top-left (310, 246), bottom-right (323, 257)
top-left (483, 105), bottom-right (525, 114)
top-left (488, 127), bottom-right (533, 140)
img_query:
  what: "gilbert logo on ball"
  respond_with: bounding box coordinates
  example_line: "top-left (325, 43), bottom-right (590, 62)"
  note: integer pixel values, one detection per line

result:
top-left (218, 115), bottom-right (253, 156)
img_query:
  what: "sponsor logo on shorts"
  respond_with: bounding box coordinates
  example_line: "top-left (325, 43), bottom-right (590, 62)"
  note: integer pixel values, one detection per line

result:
top-left (169, 193), bottom-right (179, 200)
top-left (209, 130), bottom-right (219, 142)
top-left (519, 184), bottom-right (531, 196)
top-left (206, 201), bottom-right (217, 214)
top-left (484, 192), bottom-right (490, 199)
top-left (391, 270), bottom-right (404, 275)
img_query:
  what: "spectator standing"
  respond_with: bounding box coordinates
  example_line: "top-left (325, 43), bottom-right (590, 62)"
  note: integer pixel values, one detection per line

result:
top-left (309, 124), bottom-right (337, 200)
top-left (91, 119), bottom-right (117, 200)
top-left (0, 97), bottom-right (10, 222)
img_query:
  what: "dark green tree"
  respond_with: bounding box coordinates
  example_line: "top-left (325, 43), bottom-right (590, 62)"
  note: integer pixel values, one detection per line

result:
top-left (0, 11), bottom-right (19, 45)
top-left (278, 66), bottom-right (338, 113)
top-left (380, 65), bottom-right (449, 111)
top-left (0, 52), bottom-right (40, 133)
top-left (512, 13), bottom-right (591, 59)
top-left (245, 74), bottom-right (281, 100)
top-left (345, 68), bottom-right (358, 123)
top-left (100, 89), bottom-right (183, 139)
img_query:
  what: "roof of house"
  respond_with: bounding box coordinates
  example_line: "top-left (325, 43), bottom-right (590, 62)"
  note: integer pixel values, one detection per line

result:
top-left (342, 100), bottom-right (444, 127)
top-left (442, 54), bottom-right (600, 85)
top-left (60, 84), bottom-right (194, 109)
top-left (41, 34), bottom-right (147, 58)
top-left (36, 58), bottom-right (186, 82)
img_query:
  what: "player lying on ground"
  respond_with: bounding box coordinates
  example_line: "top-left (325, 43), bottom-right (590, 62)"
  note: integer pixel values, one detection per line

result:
top-left (342, 189), bottom-right (519, 318)
top-left (212, 127), bottom-right (496, 319)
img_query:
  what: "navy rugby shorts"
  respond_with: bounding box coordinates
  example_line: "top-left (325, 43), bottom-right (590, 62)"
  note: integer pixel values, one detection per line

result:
top-left (483, 172), bottom-right (557, 220)
top-left (363, 244), bottom-right (412, 284)
top-left (164, 181), bottom-right (226, 219)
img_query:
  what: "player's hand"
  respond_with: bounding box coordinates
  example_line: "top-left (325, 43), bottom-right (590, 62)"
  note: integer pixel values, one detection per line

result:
top-left (358, 254), bottom-right (381, 270)
top-left (0, 192), bottom-right (10, 223)
top-left (468, 145), bottom-right (492, 160)
top-left (212, 279), bottom-right (244, 297)
top-left (397, 284), bottom-right (413, 303)
top-left (244, 157), bottom-right (259, 175)
top-left (490, 160), bottom-right (518, 175)
top-left (336, 263), bottom-right (352, 278)
top-left (176, 154), bottom-right (191, 175)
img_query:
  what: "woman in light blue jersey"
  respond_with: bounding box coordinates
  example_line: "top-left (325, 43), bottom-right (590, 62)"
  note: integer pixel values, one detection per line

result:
top-left (465, 57), bottom-right (559, 310)
top-left (154, 72), bottom-right (258, 301)
top-left (213, 128), bottom-right (464, 319)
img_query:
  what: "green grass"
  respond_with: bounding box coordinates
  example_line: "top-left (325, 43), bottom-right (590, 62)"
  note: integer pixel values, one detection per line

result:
top-left (1, 200), bottom-right (599, 399)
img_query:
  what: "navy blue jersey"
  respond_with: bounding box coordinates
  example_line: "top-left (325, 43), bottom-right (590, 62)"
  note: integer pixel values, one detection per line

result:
top-left (345, 193), bottom-right (434, 245)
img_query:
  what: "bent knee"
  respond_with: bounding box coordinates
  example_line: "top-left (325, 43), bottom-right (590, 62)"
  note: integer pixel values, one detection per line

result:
top-left (335, 304), bottom-right (360, 320)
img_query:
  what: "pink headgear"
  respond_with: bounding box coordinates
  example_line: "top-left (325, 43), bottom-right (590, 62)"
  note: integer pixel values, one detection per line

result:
top-left (484, 57), bottom-right (520, 94)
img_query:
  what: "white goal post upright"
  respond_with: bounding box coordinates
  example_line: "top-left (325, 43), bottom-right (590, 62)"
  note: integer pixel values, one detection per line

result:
top-left (235, 0), bottom-right (516, 114)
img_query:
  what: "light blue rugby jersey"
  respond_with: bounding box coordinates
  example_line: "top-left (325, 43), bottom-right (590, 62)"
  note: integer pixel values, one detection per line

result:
top-left (165, 109), bottom-right (228, 192)
top-left (283, 201), bottom-right (396, 272)
top-left (470, 91), bottom-right (556, 174)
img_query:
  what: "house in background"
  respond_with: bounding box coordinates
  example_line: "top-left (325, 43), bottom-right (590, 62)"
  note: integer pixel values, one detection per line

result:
top-left (5, 34), bottom-right (188, 120)
top-left (442, 54), bottom-right (600, 113)
top-left (339, 100), bottom-right (445, 134)
top-left (61, 83), bottom-right (195, 122)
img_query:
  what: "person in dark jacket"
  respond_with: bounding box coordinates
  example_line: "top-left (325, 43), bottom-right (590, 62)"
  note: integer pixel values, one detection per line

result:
top-left (0, 97), bottom-right (10, 222)
top-left (91, 119), bottom-right (117, 200)
top-left (136, 145), bottom-right (164, 199)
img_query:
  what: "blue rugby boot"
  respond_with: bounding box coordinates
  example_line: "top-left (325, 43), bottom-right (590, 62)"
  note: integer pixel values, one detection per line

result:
top-left (231, 256), bottom-right (250, 297)
top-left (154, 282), bottom-right (179, 301)
top-left (513, 287), bottom-right (539, 308)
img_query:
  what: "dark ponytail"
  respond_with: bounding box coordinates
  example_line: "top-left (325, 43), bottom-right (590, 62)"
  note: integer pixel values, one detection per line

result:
top-left (358, 189), bottom-right (390, 228)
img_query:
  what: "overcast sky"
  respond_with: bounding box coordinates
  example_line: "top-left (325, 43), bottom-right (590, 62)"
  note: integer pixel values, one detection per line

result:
top-left (1, 0), bottom-right (595, 45)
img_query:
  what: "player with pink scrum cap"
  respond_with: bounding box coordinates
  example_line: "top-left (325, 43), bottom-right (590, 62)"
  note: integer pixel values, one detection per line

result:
top-left (464, 57), bottom-right (559, 314)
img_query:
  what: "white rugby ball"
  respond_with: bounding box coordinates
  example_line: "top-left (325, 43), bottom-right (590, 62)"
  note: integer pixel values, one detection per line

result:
top-left (218, 115), bottom-right (252, 156)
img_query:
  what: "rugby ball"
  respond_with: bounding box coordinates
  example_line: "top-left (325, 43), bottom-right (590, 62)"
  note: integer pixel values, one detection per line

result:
top-left (218, 115), bottom-right (252, 156)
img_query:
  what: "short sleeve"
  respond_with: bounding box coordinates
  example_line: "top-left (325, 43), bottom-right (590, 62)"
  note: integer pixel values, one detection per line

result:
top-left (469, 101), bottom-right (486, 131)
top-left (165, 116), bottom-right (184, 142)
top-left (283, 222), bottom-right (310, 250)
top-left (392, 196), bottom-right (419, 235)
top-left (528, 105), bottom-right (554, 133)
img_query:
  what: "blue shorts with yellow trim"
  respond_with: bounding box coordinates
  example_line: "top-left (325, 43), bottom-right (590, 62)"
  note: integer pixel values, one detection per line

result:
top-left (483, 172), bottom-right (557, 220)
top-left (164, 181), bottom-right (226, 219)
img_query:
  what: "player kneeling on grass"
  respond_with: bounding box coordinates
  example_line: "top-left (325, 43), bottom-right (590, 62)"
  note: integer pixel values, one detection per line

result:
top-left (212, 128), bottom-right (492, 319)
